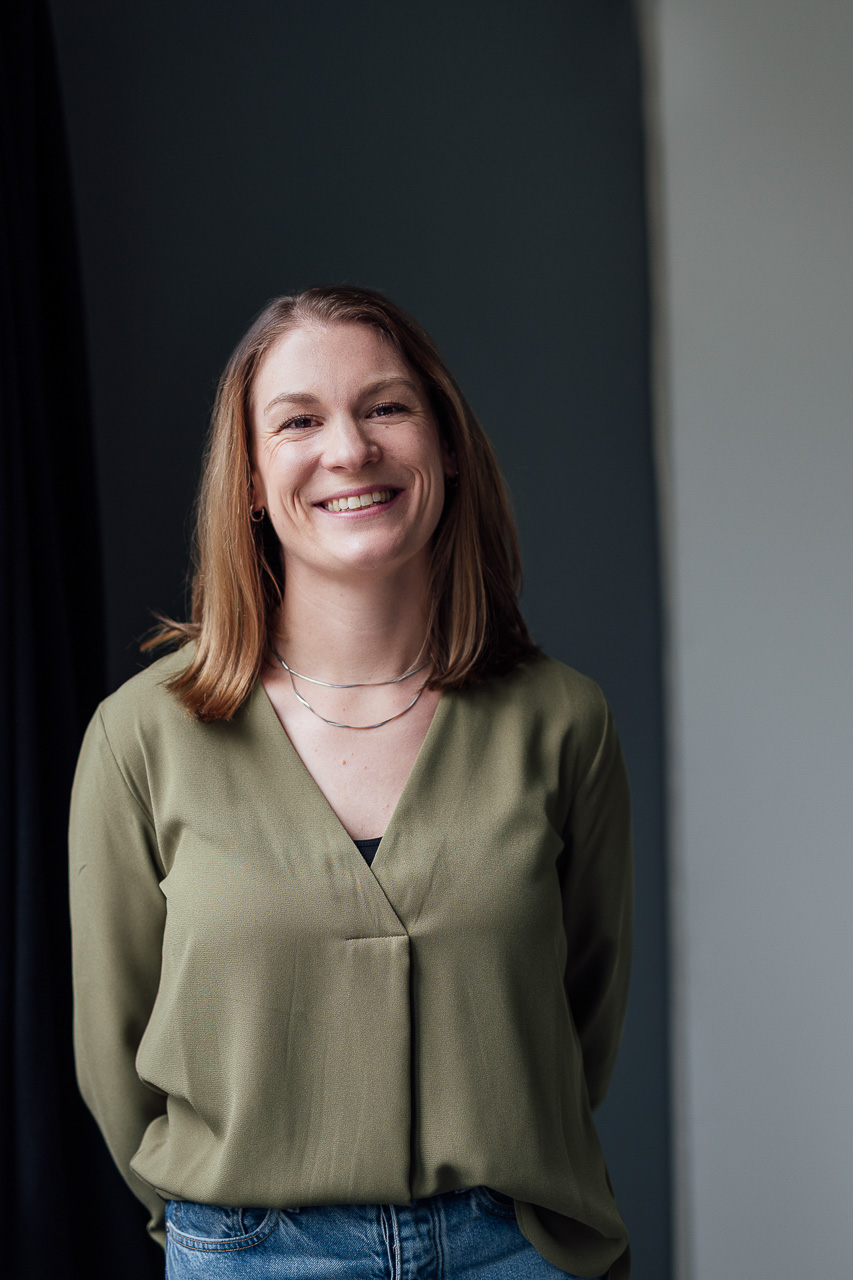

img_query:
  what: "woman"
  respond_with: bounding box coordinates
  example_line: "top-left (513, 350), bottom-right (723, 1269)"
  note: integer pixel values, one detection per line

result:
top-left (70, 286), bottom-right (633, 1279)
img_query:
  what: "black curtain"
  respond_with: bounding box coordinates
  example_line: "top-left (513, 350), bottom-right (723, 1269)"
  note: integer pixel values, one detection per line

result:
top-left (0, 3), bottom-right (160, 1276)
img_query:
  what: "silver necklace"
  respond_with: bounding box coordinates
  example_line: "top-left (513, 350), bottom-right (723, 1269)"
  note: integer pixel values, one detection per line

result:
top-left (274, 648), bottom-right (430, 731)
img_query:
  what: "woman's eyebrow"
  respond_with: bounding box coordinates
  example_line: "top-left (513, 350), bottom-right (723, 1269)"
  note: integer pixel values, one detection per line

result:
top-left (263, 377), bottom-right (420, 417)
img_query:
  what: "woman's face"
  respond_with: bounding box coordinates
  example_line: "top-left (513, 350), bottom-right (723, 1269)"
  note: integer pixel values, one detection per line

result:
top-left (249, 321), bottom-right (454, 585)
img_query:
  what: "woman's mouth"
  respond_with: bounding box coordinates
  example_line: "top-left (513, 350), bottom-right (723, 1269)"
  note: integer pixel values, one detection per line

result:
top-left (320, 488), bottom-right (398, 513)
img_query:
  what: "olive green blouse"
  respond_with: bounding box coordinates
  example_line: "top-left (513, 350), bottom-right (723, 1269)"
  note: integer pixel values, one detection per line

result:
top-left (69, 648), bottom-right (633, 1278)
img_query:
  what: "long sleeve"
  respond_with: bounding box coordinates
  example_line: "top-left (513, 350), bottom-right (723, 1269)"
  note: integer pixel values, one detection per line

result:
top-left (69, 706), bottom-right (169, 1244)
top-left (560, 690), bottom-right (634, 1113)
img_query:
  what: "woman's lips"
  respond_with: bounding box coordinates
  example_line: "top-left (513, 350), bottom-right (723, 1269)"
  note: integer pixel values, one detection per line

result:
top-left (318, 488), bottom-right (400, 513)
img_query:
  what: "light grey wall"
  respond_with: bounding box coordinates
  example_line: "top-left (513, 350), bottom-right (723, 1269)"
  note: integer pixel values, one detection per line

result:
top-left (650, 1), bottom-right (853, 1274)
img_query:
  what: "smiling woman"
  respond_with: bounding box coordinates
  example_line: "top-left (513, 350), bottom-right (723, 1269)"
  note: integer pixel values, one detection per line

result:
top-left (69, 286), bottom-right (633, 1280)
top-left (249, 323), bottom-right (453, 590)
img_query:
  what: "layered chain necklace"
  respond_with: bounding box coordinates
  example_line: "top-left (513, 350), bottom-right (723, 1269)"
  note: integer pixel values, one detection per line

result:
top-left (273, 648), bottom-right (430, 730)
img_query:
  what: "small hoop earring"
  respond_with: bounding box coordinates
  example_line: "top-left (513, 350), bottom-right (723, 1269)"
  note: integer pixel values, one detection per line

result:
top-left (251, 507), bottom-right (266, 523)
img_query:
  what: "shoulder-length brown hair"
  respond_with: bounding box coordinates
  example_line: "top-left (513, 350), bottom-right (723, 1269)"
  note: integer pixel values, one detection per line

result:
top-left (148, 285), bottom-right (540, 720)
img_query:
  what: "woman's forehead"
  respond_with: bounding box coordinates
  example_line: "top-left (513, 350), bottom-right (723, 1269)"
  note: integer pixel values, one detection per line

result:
top-left (251, 321), bottom-right (419, 415)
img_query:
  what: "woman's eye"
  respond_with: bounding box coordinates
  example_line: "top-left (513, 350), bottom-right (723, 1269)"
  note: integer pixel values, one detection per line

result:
top-left (282, 414), bottom-right (317, 431)
top-left (371, 402), bottom-right (407, 418)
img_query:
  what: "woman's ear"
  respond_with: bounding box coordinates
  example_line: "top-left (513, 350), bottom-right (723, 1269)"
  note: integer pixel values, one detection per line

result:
top-left (249, 471), bottom-right (266, 514)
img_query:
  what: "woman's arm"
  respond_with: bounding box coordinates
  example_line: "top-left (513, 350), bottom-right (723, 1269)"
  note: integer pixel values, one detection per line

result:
top-left (560, 691), bottom-right (634, 1112)
top-left (69, 707), bottom-right (169, 1241)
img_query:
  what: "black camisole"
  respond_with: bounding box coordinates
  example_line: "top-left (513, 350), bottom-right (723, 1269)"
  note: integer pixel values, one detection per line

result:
top-left (352, 837), bottom-right (382, 867)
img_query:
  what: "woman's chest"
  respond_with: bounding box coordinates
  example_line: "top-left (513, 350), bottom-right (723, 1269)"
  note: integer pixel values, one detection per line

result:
top-left (261, 680), bottom-right (444, 840)
top-left (144, 669), bottom-right (580, 954)
top-left (157, 746), bottom-right (568, 978)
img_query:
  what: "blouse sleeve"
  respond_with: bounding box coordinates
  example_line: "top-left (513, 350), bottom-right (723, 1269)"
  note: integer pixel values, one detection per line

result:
top-left (560, 690), bottom-right (634, 1112)
top-left (68, 706), bottom-right (169, 1243)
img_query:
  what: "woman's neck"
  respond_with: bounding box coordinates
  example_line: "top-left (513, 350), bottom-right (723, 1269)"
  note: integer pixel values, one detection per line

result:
top-left (272, 563), bottom-right (431, 686)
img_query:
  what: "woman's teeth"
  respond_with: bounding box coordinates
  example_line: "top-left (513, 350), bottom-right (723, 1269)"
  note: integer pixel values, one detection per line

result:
top-left (322, 489), bottom-right (393, 513)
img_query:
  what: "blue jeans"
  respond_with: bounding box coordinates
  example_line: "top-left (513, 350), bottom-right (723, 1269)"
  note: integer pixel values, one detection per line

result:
top-left (164, 1187), bottom-right (598, 1278)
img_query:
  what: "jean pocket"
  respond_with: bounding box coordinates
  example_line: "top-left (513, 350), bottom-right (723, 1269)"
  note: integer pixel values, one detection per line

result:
top-left (165, 1200), bottom-right (279, 1252)
top-left (471, 1185), bottom-right (517, 1218)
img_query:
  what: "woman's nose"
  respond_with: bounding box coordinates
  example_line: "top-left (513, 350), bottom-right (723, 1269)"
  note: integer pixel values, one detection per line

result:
top-left (321, 416), bottom-right (381, 471)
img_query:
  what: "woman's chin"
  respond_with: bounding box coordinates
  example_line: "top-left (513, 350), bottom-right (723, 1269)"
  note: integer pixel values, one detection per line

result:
top-left (288, 541), bottom-right (431, 585)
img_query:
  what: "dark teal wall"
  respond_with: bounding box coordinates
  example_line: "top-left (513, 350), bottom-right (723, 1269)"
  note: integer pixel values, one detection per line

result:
top-left (50, 2), bottom-right (669, 1274)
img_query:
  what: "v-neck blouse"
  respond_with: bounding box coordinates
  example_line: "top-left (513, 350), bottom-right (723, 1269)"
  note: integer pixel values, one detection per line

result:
top-left (69, 647), bottom-right (634, 1279)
